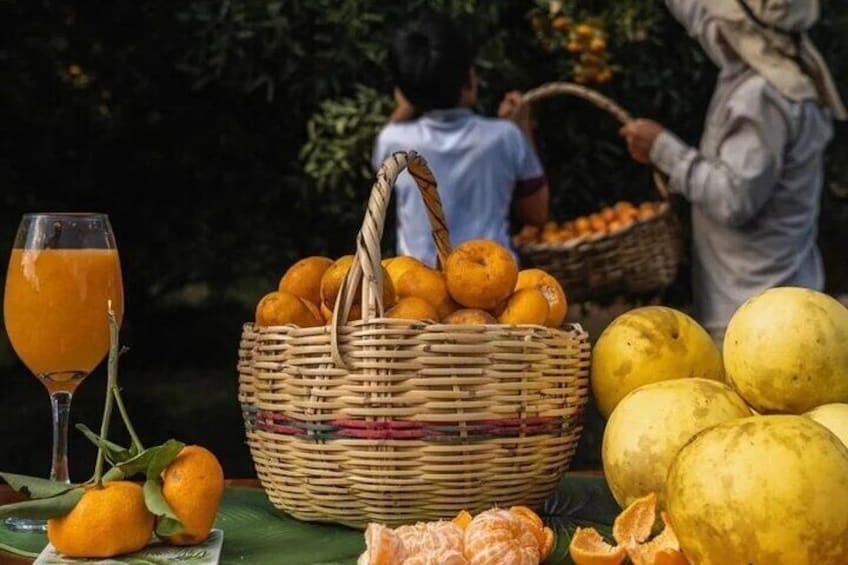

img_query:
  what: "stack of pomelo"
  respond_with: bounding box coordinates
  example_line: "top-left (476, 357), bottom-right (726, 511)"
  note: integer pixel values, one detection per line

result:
top-left (255, 240), bottom-right (568, 329)
top-left (581, 287), bottom-right (848, 564)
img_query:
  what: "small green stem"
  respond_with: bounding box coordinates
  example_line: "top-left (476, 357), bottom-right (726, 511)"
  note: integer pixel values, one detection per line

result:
top-left (112, 382), bottom-right (144, 452)
top-left (93, 303), bottom-right (120, 486)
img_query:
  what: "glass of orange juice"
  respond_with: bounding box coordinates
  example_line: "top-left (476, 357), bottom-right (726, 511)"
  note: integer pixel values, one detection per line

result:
top-left (3, 213), bottom-right (123, 532)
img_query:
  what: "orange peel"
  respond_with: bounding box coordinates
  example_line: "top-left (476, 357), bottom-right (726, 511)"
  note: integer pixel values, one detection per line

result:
top-left (627, 512), bottom-right (688, 565)
top-left (612, 491), bottom-right (657, 546)
top-left (569, 527), bottom-right (627, 565)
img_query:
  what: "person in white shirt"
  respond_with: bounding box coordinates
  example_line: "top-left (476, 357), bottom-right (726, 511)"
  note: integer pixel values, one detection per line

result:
top-left (373, 14), bottom-right (549, 267)
top-left (620, 0), bottom-right (846, 345)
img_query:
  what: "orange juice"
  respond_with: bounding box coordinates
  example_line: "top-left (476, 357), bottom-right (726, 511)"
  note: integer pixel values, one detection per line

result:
top-left (4, 248), bottom-right (123, 392)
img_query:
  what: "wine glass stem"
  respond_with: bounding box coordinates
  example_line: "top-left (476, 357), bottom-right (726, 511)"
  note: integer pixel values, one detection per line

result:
top-left (49, 391), bottom-right (73, 484)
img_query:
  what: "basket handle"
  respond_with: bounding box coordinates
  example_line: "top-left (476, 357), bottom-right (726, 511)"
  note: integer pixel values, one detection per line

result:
top-left (522, 81), bottom-right (669, 200)
top-left (330, 151), bottom-right (452, 367)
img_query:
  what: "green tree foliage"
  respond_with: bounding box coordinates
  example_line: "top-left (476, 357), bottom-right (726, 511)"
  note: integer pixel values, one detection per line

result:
top-left (1, 0), bottom-right (846, 316)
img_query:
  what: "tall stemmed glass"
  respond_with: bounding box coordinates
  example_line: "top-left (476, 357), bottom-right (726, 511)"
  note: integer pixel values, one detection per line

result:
top-left (3, 214), bottom-right (123, 532)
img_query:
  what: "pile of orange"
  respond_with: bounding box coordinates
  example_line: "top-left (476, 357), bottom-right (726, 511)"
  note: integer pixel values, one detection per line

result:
top-left (255, 240), bottom-right (569, 329)
top-left (570, 492), bottom-right (689, 565)
top-left (360, 505), bottom-right (554, 565)
top-left (514, 201), bottom-right (663, 247)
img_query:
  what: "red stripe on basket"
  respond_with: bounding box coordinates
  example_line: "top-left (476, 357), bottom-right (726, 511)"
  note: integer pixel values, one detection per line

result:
top-left (331, 420), bottom-right (422, 430)
top-left (336, 428), bottom-right (433, 440)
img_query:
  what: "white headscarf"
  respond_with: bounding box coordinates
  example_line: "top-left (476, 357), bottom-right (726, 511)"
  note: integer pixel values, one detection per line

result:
top-left (706, 0), bottom-right (846, 120)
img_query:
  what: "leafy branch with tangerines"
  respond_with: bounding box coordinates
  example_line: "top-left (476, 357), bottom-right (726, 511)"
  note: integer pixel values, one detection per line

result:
top-left (0, 304), bottom-right (224, 558)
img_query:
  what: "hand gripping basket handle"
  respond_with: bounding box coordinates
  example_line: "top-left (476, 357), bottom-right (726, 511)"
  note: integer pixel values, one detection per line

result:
top-left (330, 151), bottom-right (452, 367)
top-left (522, 82), bottom-right (669, 200)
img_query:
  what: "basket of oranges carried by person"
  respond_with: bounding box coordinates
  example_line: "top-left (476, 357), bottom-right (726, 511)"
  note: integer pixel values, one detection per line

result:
top-left (513, 82), bottom-right (684, 303)
top-left (238, 151), bottom-right (591, 528)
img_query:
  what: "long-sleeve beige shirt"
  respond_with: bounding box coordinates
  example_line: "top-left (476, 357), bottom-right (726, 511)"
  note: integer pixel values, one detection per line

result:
top-left (651, 0), bottom-right (832, 341)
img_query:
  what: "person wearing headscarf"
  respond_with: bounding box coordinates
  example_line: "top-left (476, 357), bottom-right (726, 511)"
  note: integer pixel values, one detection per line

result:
top-left (621, 0), bottom-right (846, 346)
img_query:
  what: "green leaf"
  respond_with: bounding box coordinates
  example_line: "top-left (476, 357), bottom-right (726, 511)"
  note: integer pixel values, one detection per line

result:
top-left (75, 423), bottom-right (132, 464)
top-left (102, 465), bottom-right (126, 482)
top-left (0, 488), bottom-right (84, 520)
top-left (146, 440), bottom-right (186, 480)
top-left (114, 446), bottom-right (161, 479)
top-left (156, 516), bottom-right (184, 538)
top-left (143, 479), bottom-right (184, 537)
top-left (0, 472), bottom-right (78, 499)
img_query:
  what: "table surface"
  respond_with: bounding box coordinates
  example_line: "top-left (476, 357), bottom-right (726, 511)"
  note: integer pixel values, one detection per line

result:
top-left (0, 473), bottom-right (604, 564)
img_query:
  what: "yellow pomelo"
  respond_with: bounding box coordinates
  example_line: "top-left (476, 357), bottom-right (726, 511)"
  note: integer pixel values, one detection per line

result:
top-left (805, 403), bottom-right (848, 449)
top-left (666, 416), bottom-right (848, 564)
top-left (602, 378), bottom-right (750, 509)
top-left (591, 306), bottom-right (724, 418)
top-left (723, 287), bottom-right (848, 414)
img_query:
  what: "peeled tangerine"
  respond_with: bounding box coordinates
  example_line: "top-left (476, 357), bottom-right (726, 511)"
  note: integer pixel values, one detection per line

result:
top-left (591, 307), bottom-right (724, 419)
top-left (666, 416), bottom-right (848, 564)
top-left (602, 378), bottom-right (750, 509)
top-left (723, 287), bottom-right (848, 414)
top-left (359, 506), bottom-right (553, 565)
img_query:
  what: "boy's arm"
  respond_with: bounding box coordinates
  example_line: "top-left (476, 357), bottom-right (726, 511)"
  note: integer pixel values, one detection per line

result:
top-left (514, 181), bottom-right (550, 228)
top-left (500, 92), bottom-right (549, 226)
top-left (499, 92), bottom-right (537, 151)
top-left (389, 88), bottom-right (415, 123)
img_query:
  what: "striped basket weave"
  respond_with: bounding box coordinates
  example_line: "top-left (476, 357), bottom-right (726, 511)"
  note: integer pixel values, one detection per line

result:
top-left (238, 151), bottom-right (591, 528)
top-left (518, 82), bottom-right (683, 303)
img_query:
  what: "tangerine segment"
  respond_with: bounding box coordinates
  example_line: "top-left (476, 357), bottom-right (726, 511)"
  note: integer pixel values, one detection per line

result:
top-left (453, 510), bottom-right (474, 530)
top-left (361, 523), bottom-right (406, 565)
top-left (509, 506), bottom-right (555, 559)
top-left (464, 508), bottom-right (540, 565)
top-left (569, 527), bottom-right (627, 565)
top-left (395, 521), bottom-right (463, 556)
top-left (402, 548), bottom-right (468, 565)
top-left (612, 491), bottom-right (657, 546)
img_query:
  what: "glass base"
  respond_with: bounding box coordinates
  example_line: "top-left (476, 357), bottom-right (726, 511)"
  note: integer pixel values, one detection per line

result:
top-left (4, 516), bottom-right (46, 533)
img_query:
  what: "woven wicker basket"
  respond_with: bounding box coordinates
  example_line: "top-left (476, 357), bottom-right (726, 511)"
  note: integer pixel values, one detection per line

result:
top-left (518, 82), bottom-right (683, 303)
top-left (238, 151), bottom-right (591, 528)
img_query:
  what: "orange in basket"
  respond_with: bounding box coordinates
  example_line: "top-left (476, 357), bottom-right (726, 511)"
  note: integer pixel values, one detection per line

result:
top-left (442, 308), bottom-right (496, 325)
top-left (445, 240), bottom-right (519, 310)
top-left (255, 291), bottom-right (322, 327)
top-left (395, 264), bottom-right (458, 319)
top-left (278, 256), bottom-right (333, 306)
top-left (515, 268), bottom-right (568, 327)
top-left (386, 296), bottom-right (439, 321)
top-left (497, 287), bottom-right (550, 325)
